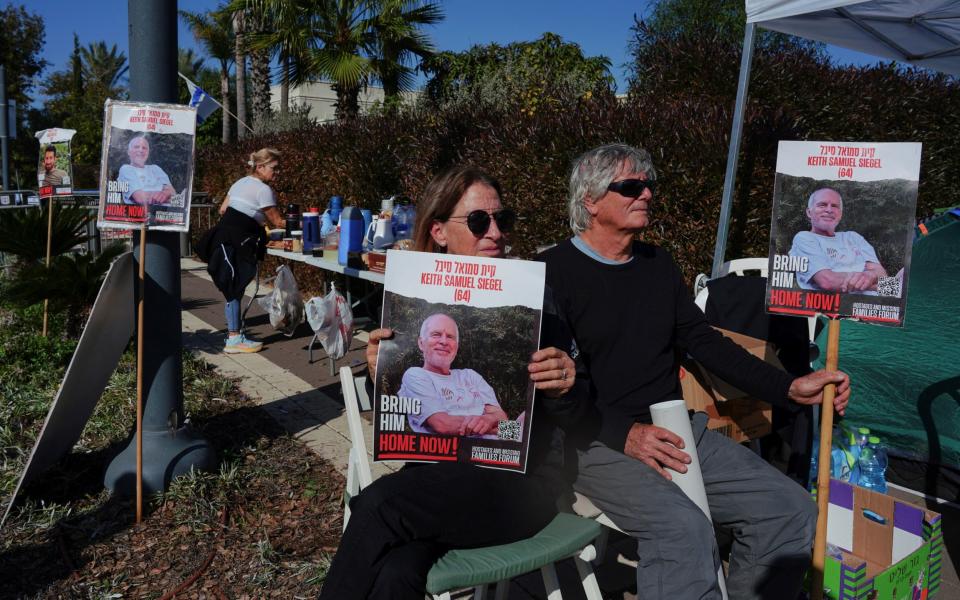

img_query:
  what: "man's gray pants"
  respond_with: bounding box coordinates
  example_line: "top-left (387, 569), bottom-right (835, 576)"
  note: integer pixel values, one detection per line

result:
top-left (574, 412), bottom-right (817, 600)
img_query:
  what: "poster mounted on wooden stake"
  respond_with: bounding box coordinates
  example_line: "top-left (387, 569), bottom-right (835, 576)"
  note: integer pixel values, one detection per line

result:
top-left (35, 128), bottom-right (77, 198)
top-left (96, 100), bottom-right (197, 233)
top-left (765, 141), bottom-right (921, 327)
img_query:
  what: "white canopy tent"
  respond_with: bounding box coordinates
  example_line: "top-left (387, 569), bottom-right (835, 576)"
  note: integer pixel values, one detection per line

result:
top-left (711, 0), bottom-right (960, 276)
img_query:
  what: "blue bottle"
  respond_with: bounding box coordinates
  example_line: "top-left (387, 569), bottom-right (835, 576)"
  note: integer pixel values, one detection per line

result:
top-left (320, 210), bottom-right (336, 238)
top-left (360, 209), bottom-right (372, 247)
top-left (808, 450), bottom-right (817, 493)
top-left (393, 198), bottom-right (415, 240)
top-left (302, 211), bottom-right (319, 252)
top-left (338, 206), bottom-right (364, 266)
top-left (858, 436), bottom-right (888, 493)
top-left (329, 195), bottom-right (343, 225)
top-left (846, 431), bottom-right (861, 485)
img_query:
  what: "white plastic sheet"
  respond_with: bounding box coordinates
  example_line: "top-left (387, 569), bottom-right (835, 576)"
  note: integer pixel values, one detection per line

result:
top-left (258, 265), bottom-right (305, 337)
top-left (305, 283), bottom-right (353, 360)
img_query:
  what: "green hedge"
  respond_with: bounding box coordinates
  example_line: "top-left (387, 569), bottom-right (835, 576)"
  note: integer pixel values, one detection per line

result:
top-left (195, 35), bottom-right (957, 286)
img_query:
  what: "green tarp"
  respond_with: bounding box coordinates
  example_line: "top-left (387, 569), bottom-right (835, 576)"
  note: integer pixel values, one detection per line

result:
top-left (814, 212), bottom-right (960, 470)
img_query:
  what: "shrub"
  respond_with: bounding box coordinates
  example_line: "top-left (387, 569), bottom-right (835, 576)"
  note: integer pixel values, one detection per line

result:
top-left (195, 33), bottom-right (957, 285)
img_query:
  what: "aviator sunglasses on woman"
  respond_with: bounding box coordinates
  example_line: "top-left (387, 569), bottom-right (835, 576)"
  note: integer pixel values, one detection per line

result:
top-left (446, 208), bottom-right (517, 235)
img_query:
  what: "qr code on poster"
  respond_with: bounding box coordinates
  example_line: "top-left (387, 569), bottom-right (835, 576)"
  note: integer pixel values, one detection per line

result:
top-left (498, 420), bottom-right (522, 442)
top-left (877, 276), bottom-right (901, 298)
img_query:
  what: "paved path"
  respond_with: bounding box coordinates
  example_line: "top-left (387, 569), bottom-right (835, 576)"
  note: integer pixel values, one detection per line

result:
top-left (180, 258), bottom-right (401, 482)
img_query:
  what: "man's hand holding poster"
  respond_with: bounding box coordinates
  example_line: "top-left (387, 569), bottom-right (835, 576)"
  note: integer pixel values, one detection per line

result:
top-left (766, 141), bottom-right (921, 327)
top-left (96, 100), bottom-right (197, 232)
top-left (373, 250), bottom-right (544, 472)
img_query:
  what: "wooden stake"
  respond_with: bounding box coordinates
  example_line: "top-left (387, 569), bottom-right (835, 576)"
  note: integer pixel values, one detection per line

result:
top-left (811, 317), bottom-right (841, 600)
top-left (42, 199), bottom-right (55, 337)
top-left (136, 222), bottom-right (147, 523)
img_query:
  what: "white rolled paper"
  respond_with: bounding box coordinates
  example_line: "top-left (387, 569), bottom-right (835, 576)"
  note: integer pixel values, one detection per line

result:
top-left (649, 399), bottom-right (710, 518)
top-left (649, 399), bottom-right (728, 599)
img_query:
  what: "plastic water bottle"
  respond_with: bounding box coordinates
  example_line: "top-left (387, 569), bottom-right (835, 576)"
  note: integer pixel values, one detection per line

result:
top-left (846, 431), bottom-right (861, 485)
top-left (320, 210), bottom-right (336, 238)
top-left (808, 449), bottom-right (818, 494)
top-left (857, 436), bottom-right (888, 493)
top-left (831, 446), bottom-right (849, 481)
top-left (393, 197), bottom-right (415, 240)
top-left (856, 427), bottom-right (871, 449)
top-left (328, 195), bottom-right (343, 224)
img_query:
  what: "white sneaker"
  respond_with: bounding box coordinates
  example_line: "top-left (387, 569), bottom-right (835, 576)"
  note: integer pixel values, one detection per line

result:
top-left (224, 334), bottom-right (263, 354)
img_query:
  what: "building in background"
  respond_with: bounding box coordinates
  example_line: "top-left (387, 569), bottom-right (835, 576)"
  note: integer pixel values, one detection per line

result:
top-left (269, 82), bottom-right (421, 122)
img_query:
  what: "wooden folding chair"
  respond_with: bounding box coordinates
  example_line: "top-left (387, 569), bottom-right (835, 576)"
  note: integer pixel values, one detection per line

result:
top-left (339, 366), bottom-right (604, 600)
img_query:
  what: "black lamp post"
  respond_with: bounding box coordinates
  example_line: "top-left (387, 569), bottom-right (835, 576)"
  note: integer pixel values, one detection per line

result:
top-left (105, 0), bottom-right (216, 497)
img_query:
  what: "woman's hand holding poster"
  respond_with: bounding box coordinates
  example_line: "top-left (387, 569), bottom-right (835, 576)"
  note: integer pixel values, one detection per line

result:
top-left (372, 250), bottom-right (544, 472)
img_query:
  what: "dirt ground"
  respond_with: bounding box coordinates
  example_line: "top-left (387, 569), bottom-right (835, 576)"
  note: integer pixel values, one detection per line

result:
top-left (1, 385), bottom-right (344, 599)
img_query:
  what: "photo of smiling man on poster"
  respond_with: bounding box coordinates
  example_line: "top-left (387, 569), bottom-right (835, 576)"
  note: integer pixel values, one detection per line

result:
top-left (399, 313), bottom-right (507, 438)
top-left (789, 187), bottom-right (891, 295)
top-left (118, 134), bottom-right (176, 206)
top-left (765, 141), bottom-right (920, 326)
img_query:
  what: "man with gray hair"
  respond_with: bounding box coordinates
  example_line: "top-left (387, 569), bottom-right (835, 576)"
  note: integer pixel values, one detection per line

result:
top-left (790, 187), bottom-right (888, 294)
top-left (540, 143), bottom-right (852, 599)
top-left (118, 134), bottom-right (175, 206)
top-left (398, 313), bottom-right (507, 437)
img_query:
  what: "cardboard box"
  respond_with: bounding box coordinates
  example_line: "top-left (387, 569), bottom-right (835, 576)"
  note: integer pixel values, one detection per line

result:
top-left (820, 479), bottom-right (943, 599)
top-left (679, 360), bottom-right (772, 443)
top-left (365, 251), bottom-right (387, 273)
top-left (699, 328), bottom-right (785, 401)
top-left (678, 327), bottom-right (780, 442)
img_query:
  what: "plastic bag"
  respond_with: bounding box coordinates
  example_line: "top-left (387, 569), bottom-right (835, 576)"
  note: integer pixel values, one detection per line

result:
top-left (304, 283), bottom-right (354, 360)
top-left (257, 265), bottom-right (305, 337)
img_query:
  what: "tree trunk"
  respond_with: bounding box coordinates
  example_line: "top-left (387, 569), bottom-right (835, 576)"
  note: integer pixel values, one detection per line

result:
top-left (219, 62), bottom-right (231, 144)
top-left (251, 48), bottom-right (271, 125)
top-left (333, 82), bottom-right (361, 121)
top-left (233, 11), bottom-right (247, 140)
top-left (280, 56), bottom-right (289, 116)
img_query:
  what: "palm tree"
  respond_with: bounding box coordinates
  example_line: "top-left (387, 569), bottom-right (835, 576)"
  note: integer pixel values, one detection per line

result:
top-left (247, 5), bottom-right (273, 126)
top-left (309, 0), bottom-right (445, 120)
top-left (0, 204), bottom-right (91, 266)
top-left (370, 0), bottom-right (443, 104)
top-left (80, 41), bottom-right (128, 91)
top-left (181, 6), bottom-right (235, 143)
top-left (237, 0), bottom-right (443, 121)
top-left (233, 8), bottom-right (248, 138)
top-left (178, 48), bottom-right (206, 81)
top-left (243, 0), bottom-right (317, 116)
top-left (6, 244), bottom-right (126, 337)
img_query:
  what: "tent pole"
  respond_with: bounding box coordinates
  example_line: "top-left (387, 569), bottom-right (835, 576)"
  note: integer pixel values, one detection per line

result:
top-left (711, 22), bottom-right (756, 278)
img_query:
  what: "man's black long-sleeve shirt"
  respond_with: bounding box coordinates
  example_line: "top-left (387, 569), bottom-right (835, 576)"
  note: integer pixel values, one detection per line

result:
top-left (540, 239), bottom-right (795, 453)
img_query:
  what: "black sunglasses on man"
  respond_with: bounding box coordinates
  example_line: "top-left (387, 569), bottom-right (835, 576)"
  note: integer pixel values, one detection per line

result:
top-left (607, 178), bottom-right (656, 198)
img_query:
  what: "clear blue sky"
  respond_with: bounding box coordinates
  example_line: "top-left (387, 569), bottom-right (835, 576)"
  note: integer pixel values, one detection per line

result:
top-left (32, 0), bottom-right (880, 100)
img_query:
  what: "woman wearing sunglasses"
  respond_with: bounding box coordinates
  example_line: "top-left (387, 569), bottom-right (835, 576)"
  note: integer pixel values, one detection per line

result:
top-left (319, 166), bottom-right (578, 600)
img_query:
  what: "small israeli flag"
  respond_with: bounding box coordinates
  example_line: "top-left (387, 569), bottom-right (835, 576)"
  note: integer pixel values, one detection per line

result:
top-left (179, 73), bottom-right (220, 123)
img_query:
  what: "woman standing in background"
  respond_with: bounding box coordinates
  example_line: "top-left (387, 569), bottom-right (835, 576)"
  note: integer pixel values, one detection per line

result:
top-left (205, 148), bottom-right (285, 353)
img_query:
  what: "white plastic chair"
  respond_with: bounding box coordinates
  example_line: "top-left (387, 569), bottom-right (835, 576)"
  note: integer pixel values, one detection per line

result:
top-left (339, 367), bottom-right (604, 600)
